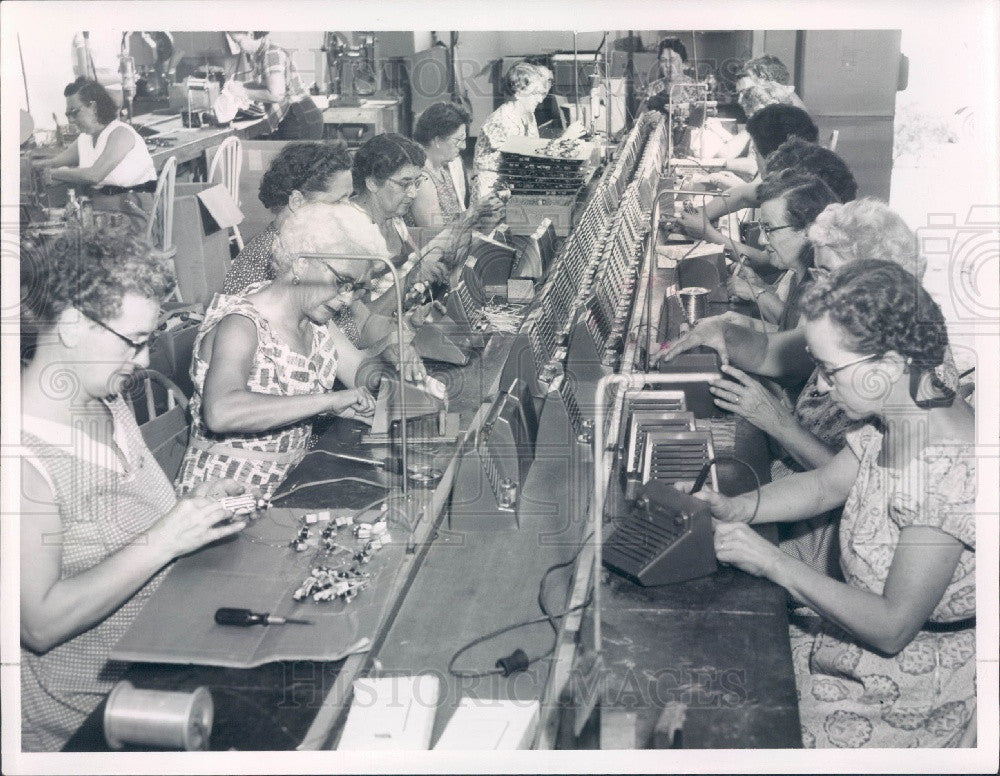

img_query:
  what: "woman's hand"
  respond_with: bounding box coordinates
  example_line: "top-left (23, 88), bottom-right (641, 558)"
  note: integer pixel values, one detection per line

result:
top-left (672, 210), bottom-right (712, 240)
top-left (713, 521), bottom-right (782, 579)
top-left (726, 266), bottom-right (766, 302)
top-left (190, 478), bottom-right (247, 501)
top-left (149, 496), bottom-right (247, 561)
top-left (708, 364), bottom-right (791, 435)
top-left (688, 484), bottom-right (752, 523)
top-left (328, 387), bottom-right (376, 418)
top-left (472, 193), bottom-right (505, 230)
top-left (414, 257), bottom-right (447, 284)
top-left (382, 341), bottom-right (427, 382)
top-left (658, 316), bottom-right (730, 365)
top-left (706, 170), bottom-right (746, 190)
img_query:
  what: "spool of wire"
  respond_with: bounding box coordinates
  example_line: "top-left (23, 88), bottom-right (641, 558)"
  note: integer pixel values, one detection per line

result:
top-left (676, 286), bottom-right (710, 325)
top-left (104, 681), bottom-right (213, 751)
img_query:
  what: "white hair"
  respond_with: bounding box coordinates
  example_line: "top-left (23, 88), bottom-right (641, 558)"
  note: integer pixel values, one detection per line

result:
top-left (807, 198), bottom-right (924, 279)
top-left (272, 201), bottom-right (389, 275)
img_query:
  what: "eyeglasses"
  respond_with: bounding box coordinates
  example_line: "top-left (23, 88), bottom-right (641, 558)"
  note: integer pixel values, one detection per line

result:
top-left (326, 266), bottom-right (370, 294)
top-left (806, 345), bottom-right (880, 383)
top-left (748, 220), bottom-right (795, 236)
top-left (386, 174), bottom-right (427, 193)
top-left (81, 310), bottom-right (153, 357)
top-left (807, 265), bottom-right (832, 281)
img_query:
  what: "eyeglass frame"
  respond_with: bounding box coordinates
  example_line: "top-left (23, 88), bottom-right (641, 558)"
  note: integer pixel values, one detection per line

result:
top-left (80, 309), bottom-right (154, 357)
top-left (386, 174), bottom-right (428, 192)
top-left (747, 219), bottom-right (796, 236)
top-left (321, 262), bottom-right (371, 295)
top-left (806, 345), bottom-right (881, 383)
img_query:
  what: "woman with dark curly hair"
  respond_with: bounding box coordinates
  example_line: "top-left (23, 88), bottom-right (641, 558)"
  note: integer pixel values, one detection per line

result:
top-left (224, 141), bottom-right (354, 294)
top-left (19, 229), bottom-right (248, 751)
top-left (31, 77), bottom-right (157, 231)
top-left (722, 168), bottom-right (840, 328)
top-left (696, 260), bottom-right (976, 748)
top-left (411, 102), bottom-right (471, 227)
top-left (224, 140), bottom-right (428, 382)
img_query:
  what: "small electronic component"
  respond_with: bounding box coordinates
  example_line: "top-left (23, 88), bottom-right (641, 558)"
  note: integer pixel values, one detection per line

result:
top-left (219, 494), bottom-right (269, 516)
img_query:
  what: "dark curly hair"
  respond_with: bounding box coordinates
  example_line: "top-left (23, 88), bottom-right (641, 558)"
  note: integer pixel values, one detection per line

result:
top-left (746, 103), bottom-right (818, 158)
top-left (764, 137), bottom-right (857, 203)
top-left (737, 54), bottom-right (791, 85)
top-left (413, 102), bottom-right (471, 146)
top-left (351, 133), bottom-right (426, 191)
top-left (21, 228), bottom-right (174, 347)
top-left (257, 141), bottom-right (353, 212)
top-left (756, 169), bottom-right (841, 230)
top-left (801, 259), bottom-right (949, 376)
top-left (64, 77), bottom-right (119, 124)
top-left (658, 37), bottom-right (688, 63)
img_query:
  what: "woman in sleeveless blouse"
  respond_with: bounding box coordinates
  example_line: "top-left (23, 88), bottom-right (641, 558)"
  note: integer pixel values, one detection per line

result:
top-left (696, 261), bottom-right (976, 747)
top-left (31, 78), bottom-right (157, 232)
top-left (175, 201), bottom-right (381, 499)
top-left (19, 230), bottom-right (247, 751)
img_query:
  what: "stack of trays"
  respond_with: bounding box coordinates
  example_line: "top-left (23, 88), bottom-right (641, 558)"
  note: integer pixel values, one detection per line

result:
top-left (498, 136), bottom-right (595, 196)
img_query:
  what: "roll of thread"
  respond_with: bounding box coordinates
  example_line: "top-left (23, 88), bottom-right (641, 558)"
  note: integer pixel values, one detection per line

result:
top-left (104, 681), bottom-right (213, 751)
top-left (677, 286), bottom-right (710, 325)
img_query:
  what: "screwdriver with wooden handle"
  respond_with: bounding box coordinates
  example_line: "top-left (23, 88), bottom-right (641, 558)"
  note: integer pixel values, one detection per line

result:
top-left (214, 608), bottom-right (313, 627)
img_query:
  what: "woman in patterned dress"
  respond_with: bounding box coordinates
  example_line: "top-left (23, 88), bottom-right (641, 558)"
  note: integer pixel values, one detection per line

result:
top-left (409, 102), bottom-right (507, 231)
top-left (222, 141), bottom-right (427, 383)
top-left (705, 199), bottom-right (961, 575)
top-left (19, 229), bottom-right (248, 751)
top-left (175, 201), bottom-right (381, 500)
top-left (471, 60), bottom-right (553, 202)
top-left (697, 260), bottom-right (976, 747)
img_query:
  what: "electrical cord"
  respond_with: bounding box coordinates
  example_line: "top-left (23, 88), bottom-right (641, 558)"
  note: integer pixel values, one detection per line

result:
top-left (447, 532), bottom-right (595, 679)
top-left (270, 476), bottom-right (387, 504)
top-left (689, 455), bottom-right (761, 524)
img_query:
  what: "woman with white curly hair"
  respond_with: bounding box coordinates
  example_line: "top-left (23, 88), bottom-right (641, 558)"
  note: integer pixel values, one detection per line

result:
top-left (175, 201), bottom-right (385, 499)
top-left (703, 199), bottom-right (962, 575)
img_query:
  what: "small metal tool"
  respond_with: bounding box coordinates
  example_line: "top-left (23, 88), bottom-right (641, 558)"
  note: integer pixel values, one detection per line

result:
top-left (214, 608), bottom-right (312, 627)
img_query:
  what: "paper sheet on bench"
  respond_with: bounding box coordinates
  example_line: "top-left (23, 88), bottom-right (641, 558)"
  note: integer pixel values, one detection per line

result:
top-left (111, 507), bottom-right (406, 668)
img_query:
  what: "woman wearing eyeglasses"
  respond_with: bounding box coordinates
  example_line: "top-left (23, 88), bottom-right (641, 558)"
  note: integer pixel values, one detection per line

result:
top-left (409, 102), bottom-right (507, 231)
top-left (723, 168), bottom-right (840, 329)
top-left (704, 199), bottom-right (961, 575)
top-left (471, 60), bottom-right (553, 202)
top-left (31, 77), bottom-right (157, 231)
top-left (18, 229), bottom-right (248, 751)
top-left (699, 260), bottom-right (976, 748)
top-left (175, 202), bottom-right (381, 500)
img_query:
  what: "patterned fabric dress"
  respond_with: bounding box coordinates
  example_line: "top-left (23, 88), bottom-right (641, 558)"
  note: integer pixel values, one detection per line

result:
top-left (20, 397), bottom-right (176, 752)
top-left (175, 283), bottom-right (339, 499)
top-left (472, 101), bottom-right (538, 202)
top-left (223, 222), bottom-right (278, 294)
top-left (425, 162), bottom-right (463, 224)
top-left (775, 353), bottom-right (962, 574)
top-left (790, 424), bottom-right (976, 748)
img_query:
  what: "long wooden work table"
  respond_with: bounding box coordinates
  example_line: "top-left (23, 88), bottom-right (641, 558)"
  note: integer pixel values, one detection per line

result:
top-left (65, 111), bottom-right (800, 752)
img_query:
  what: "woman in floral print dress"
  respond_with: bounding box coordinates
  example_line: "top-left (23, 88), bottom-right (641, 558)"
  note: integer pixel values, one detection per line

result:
top-left (696, 260), bottom-right (976, 747)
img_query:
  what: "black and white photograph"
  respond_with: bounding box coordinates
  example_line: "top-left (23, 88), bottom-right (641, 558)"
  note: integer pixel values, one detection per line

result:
top-left (1, 1), bottom-right (997, 773)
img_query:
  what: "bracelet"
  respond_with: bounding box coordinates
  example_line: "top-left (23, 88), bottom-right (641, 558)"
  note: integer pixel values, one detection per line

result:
top-left (752, 286), bottom-right (767, 301)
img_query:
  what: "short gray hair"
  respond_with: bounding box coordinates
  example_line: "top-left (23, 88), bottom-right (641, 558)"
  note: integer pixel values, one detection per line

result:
top-left (808, 199), bottom-right (924, 278)
top-left (272, 201), bottom-right (388, 276)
